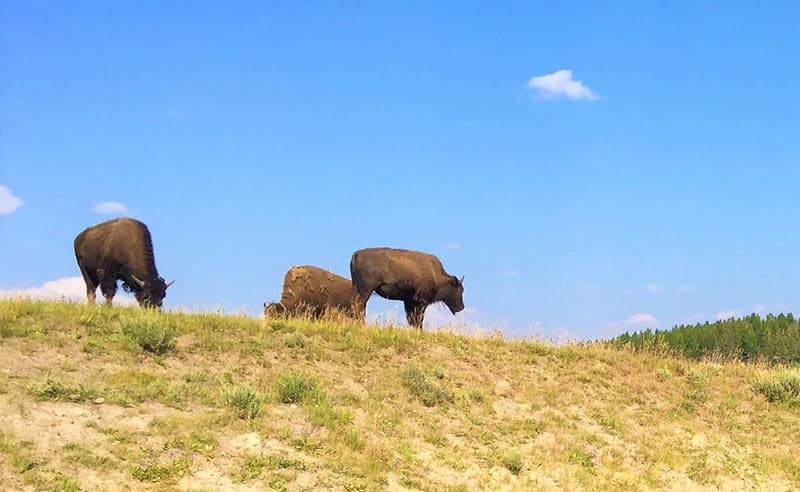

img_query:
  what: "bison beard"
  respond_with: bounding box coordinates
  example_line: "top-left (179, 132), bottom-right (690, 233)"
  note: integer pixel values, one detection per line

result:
top-left (350, 247), bottom-right (465, 330)
top-left (74, 218), bottom-right (173, 309)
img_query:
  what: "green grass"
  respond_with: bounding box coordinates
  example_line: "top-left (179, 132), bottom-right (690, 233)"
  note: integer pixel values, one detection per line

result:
top-left (401, 364), bottom-right (454, 407)
top-left (501, 450), bottom-right (523, 475)
top-left (0, 432), bottom-right (36, 473)
top-left (276, 370), bottom-right (323, 404)
top-left (63, 442), bottom-right (109, 468)
top-left (29, 374), bottom-right (98, 402)
top-left (283, 331), bottom-right (305, 348)
top-left (223, 382), bottom-right (265, 420)
top-left (131, 457), bottom-right (190, 482)
top-left (234, 454), bottom-right (306, 482)
top-left (569, 448), bottom-right (594, 468)
top-left (752, 368), bottom-right (800, 405)
top-left (121, 310), bottom-right (178, 354)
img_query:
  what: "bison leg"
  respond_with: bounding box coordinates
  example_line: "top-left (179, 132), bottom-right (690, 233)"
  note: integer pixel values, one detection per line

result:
top-left (404, 299), bottom-right (426, 330)
top-left (351, 293), bottom-right (370, 323)
top-left (78, 266), bottom-right (98, 305)
top-left (98, 271), bottom-right (117, 306)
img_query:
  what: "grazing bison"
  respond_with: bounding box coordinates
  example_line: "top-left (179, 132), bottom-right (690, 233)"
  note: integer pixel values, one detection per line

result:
top-left (350, 247), bottom-right (464, 329)
top-left (264, 265), bottom-right (356, 319)
top-left (74, 218), bottom-right (173, 308)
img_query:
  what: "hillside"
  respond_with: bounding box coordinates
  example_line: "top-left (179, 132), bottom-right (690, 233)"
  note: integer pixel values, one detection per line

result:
top-left (1, 300), bottom-right (799, 491)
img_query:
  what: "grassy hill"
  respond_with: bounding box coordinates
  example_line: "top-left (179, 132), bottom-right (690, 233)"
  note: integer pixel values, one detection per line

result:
top-left (1, 299), bottom-right (799, 491)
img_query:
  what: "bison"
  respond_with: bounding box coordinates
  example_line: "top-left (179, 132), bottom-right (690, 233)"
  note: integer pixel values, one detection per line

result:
top-left (264, 265), bottom-right (356, 319)
top-left (74, 218), bottom-right (173, 308)
top-left (350, 247), bottom-right (464, 329)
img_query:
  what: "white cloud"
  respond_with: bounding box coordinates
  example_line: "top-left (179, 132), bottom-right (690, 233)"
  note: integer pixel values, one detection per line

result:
top-left (645, 283), bottom-right (662, 293)
top-left (527, 69), bottom-right (598, 100)
top-left (0, 277), bottom-right (136, 305)
top-left (752, 304), bottom-right (767, 314)
top-left (93, 201), bottom-right (129, 215)
top-left (365, 299), bottom-right (493, 334)
top-left (625, 313), bottom-right (657, 325)
top-left (0, 185), bottom-right (23, 215)
top-left (604, 312), bottom-right (657, 337)
top-left (716, 309), bottom-right (741, 320)
top-left (530, 321), bottom-right (579, 344)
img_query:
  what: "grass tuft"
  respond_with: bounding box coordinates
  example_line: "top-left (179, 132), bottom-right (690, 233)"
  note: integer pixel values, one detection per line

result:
top-left (753, 368), bottom-right (800, 405)
top-left (501, 450), bottom-right (523, 475)
top-left (283, 331), bottom-right (305, 348)
top-left (222, 383), bottom-right (265, 420)
top-left (401, 364), bottom-right (454, 407)
top-left (29, 374), bottom-right (97, 402)
top-left (234, 454), bottom-right (305, 482)
top-left (276, 370), bottom-right (322, 404)
top-left (131, 457), bottom-right (189, 482)
top-left (121, 311), bottom-right (178, 354)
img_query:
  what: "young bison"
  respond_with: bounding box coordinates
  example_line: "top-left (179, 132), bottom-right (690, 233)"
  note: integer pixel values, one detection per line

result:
top-left (264, 265), bottom-right (356, 319)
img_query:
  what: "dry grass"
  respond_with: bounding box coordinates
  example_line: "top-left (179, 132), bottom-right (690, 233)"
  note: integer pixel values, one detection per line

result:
top-left (0, 299), bottom-right (799, 490)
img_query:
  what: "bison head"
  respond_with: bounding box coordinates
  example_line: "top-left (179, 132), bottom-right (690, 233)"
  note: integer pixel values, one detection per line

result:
top-left (131, 274), bottom-right (174, 309)
top-left (442, 275), bottom-right (465, 314)
top-left (263, 302), bottom-right (286, 318)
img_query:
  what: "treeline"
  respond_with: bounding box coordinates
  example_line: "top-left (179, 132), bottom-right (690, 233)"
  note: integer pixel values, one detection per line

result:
top-left (611, 313), bottom-right (800, 364)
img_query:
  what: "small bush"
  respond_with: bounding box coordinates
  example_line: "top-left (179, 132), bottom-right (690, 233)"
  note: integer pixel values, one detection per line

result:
top-left (276, 370), bottom-right (323, 404)
top-left (753, 369), bottom-right (800, 405)
top-left (468, 387), bottom-right (486, 403)
top-left (502, 450), bottom-right (523, 475)
top-left (569, 448), bottom-right (594, 468)
top-left (344, 428), bottom-right (365, 451)
top-left (234, 454), bottom-right (305, 482)
top-left (63, 442), bottom-right (108, 467)
top-left (223, 384), bottom-right (265, 420)
top-left (29, 374), bottom-right (97, 402)
top-left (121, 312), bottom-right (178, 354)
top-left (401, 364), bottom-right (454, 407)
top-left (131, 457), bottom-right (189, 482)
top-left (283, 331), bottom-right (305, 348)
top-left (681, 368), bottom-right (710, 412)
top-left (655, 367), bottom-right (673, 381)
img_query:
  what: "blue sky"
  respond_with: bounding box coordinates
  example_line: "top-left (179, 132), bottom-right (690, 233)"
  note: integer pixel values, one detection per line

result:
top-left (1, 2), bottom-right (799, 339)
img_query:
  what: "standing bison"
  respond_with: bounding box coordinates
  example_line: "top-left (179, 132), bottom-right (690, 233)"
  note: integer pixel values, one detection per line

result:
top-left (74, 218), bottom-right (173, 309)
top-left (264, 265), bottom-right (356, 319)
top-left (350, 247), bottom-right (464, 329)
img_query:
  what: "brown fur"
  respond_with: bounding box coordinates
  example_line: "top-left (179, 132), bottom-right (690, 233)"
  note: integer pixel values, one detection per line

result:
top-left (74, 218), bottom-right (171, 308)
top-left (264, 265), bottom-right (356, 319)
top-left (350, 247), bottom-right (464, 329)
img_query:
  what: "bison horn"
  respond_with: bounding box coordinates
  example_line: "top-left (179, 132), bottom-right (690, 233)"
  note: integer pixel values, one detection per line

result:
top-left (459, 275), bottom-right (465, 284)
top-left (130, 274), bottom-right (146, 289)
top-left (165, 280), bottom-right (175, 288)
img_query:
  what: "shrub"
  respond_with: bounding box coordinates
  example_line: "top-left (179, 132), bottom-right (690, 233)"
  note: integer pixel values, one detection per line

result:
top-left (502, 450), bottom-right (523, 475)
top-left (752, 369), bottom-right (800, 405)
top-left (29, 374), bottom-right (97, 402)
top-left (276, 370), bottom-right (323, 404)
top-left (121, 311), bottom-right (178, 354)
top-left (401, 364), bottom-right (454, 407)
top-left (131, 457), bottom-right (189, 482)
top-left (283, 331), bottom-right (305, 348)
top-left (569, 448), bottom-right (594, 468)
top-left (223, 383), bottom-right (265, 420)
top-left (681, 368), bottom-right (710, 412)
